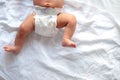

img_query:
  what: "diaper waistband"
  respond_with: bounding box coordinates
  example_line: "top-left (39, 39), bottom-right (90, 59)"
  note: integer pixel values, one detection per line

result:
top-left (34, 5), bottom-right (62, 15)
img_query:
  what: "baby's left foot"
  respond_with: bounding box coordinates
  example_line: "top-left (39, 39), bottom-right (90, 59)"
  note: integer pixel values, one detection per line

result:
top-left (62, 38), bottom-right (77, 48)
top-left (4, 45), bottom-right (20, 54)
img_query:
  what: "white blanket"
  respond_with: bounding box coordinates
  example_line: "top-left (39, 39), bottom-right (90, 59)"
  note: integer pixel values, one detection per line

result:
top-left (0, 0), bottom-right (120, 80)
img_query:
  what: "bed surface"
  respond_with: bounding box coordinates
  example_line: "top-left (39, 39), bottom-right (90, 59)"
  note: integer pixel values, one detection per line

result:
top-left (80, 0), bottom-right (120, 24)
top-left (0, 0), bottom-right (120, 80)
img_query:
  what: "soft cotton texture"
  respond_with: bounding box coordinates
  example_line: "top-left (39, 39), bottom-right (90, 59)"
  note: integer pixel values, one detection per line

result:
top-left (0, 0), bottom-right (120, 80)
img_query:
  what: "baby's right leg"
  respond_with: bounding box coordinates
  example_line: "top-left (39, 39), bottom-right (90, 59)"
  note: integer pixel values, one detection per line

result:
top-left (4, 13), bottom-right (35, 54)
top-left (57, 13), bottom-right (77, 48)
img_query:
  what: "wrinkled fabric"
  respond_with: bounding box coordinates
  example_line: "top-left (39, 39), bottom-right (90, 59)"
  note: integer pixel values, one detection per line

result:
top-left (0, 0), bottom-right (120, 80)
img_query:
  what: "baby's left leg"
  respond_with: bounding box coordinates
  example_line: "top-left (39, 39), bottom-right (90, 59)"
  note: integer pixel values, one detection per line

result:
top-left (4, 13), bottom-right (35, 54)
top-left (56, 13), bottom-right (77, 48)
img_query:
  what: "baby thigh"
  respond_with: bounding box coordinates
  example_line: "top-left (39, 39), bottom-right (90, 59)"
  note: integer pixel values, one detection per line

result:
top-left (19, 13), bottom-right (35, 36)
top-left (56, 13), bottom-right (76, 28)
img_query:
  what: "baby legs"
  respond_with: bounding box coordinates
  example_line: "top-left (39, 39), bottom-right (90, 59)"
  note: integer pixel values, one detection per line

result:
top-left (4, 14), bottom-right (35, 54)
top-left (57, 13), bottom-right (77, 48)
top-left (4, 13), bottom-right (77, 54)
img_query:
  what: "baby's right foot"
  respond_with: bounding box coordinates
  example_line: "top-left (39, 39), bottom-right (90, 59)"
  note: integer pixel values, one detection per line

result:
top-left (62, 38), bottom-right (77, 48)
top-left (4, 46), bottom-right (20, 54)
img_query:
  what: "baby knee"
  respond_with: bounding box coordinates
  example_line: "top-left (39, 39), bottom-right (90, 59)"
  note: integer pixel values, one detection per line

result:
top-left (18, 24), bottom-right (31, 36)
top-left (19, 25), bottom-right (27, 33)
top-left (68, 15), bottom-right (76, 24)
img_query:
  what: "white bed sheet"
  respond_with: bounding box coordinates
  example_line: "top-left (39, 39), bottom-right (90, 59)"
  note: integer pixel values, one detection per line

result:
top-left (0, 0), bottom-right (120, 80)
top-left (79, 0), bottom-right (120, 25)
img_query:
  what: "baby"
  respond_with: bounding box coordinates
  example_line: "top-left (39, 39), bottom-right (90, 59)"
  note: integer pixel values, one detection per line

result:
top-left (4, 0), bottom-right (77, 54)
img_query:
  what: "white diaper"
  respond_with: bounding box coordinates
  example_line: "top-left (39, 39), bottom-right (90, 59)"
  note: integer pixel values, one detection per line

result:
top-left (34, 5), bottom-right (62, 37)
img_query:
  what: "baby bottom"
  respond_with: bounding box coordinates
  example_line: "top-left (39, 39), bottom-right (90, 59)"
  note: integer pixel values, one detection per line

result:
top-left (34, 15), bottom-right (58, 37)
